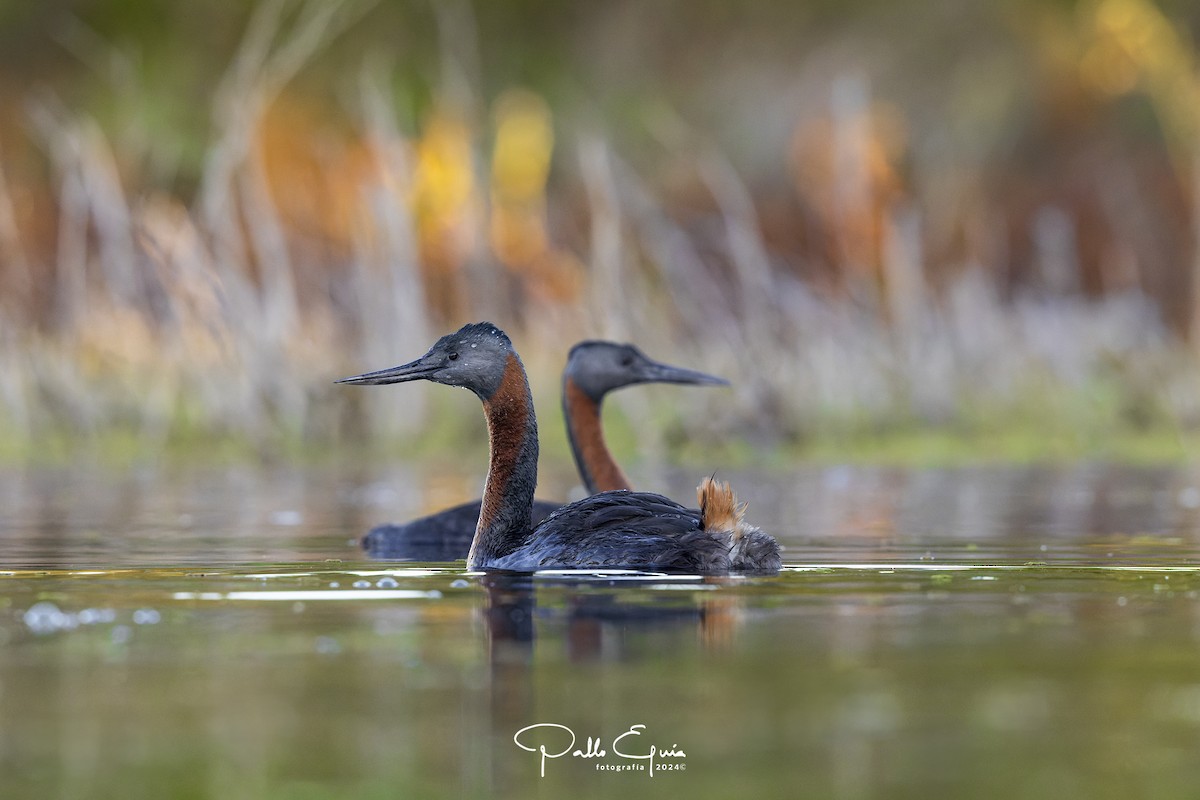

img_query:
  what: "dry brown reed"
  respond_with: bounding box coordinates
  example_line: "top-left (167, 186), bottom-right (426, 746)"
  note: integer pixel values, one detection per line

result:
top-left (0, 0), bottom-right (1197, 459)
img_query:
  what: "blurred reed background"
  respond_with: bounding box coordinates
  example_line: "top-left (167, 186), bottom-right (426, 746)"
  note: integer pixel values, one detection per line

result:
top-left (1, 0), bottom-right (1200, 462)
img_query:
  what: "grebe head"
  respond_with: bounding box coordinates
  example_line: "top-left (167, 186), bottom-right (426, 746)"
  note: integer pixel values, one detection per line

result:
top-left (565, 341), bottom-right (728, 401)
top-left (337, 322), bottom-right (514, 400)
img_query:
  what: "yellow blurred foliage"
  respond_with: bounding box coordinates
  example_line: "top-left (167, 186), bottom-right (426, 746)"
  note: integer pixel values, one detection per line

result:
top-left (1076, 0), bottom-right (1200, 170)
top-left (488, 88), bottom-right (584, 303)
top-left (491, 90), bottom-right (554, 204)
top-left (407, 108), bottom-right (480, 316)
top-left (259, 97), bottom-right (483, 316)
top-left (254, 89), bottom-right (584, 313)
top-left (412, 109), bottom-right (478, 272)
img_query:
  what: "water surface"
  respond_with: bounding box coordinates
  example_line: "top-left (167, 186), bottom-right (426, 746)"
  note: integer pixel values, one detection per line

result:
top-left (4, 463), bottom-right (1200, 798)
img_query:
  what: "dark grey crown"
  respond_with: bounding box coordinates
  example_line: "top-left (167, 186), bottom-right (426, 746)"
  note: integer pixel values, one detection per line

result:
top-left (565, 340), bottom-right (728, 400)
top-left (458, 322), bottom-right (511, 347)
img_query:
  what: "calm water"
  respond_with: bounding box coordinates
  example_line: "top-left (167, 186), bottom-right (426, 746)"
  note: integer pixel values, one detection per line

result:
top-left (5, 462), bottom-right (1200, 798)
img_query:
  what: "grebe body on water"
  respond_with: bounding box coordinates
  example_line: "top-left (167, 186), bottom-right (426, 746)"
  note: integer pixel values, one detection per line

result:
top-left (339, 323), bottom-right (781, 573)
top-left (362, 341), bottom-right (727, 559)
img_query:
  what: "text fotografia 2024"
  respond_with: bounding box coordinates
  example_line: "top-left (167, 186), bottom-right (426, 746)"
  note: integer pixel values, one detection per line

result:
top-left (513, 723), bottom-right (686, 777)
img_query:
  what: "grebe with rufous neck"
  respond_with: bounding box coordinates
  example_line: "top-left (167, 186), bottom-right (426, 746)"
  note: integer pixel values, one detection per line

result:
top-left (339, 323), bottom-right (780, 572)
top-left (362, 341), bottom-right (727, 559)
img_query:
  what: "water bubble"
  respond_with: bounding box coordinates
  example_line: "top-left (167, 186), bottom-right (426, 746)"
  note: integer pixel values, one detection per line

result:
top-left (449, 579), bottom-right (470, 589)
top-left (111, 625), bottom-right (132, 645)
top-left (377, 577), bottom-right (399, 588)
top-left (315, 636), bottom-right (341, 655)
top-left (292, 602), bottom-right (305, 614)
top-left (24, 602), bottom-right (74, 635)
top-left (329, 581), bottom-right (340, 589)
top-left (77, 608), bottom-right (116, 625)
top-left (352, 580), bottom-right (371, 589)
top-left (132, 609), bottom-right (161, 625)
top-left (1117, 596), bottom-right (1128, 607)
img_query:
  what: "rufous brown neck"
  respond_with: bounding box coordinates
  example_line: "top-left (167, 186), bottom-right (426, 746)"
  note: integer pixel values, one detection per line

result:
top-left (468, 353), bottom-right (540, 569)
top-left (562, 377), bottom-right (632, 494)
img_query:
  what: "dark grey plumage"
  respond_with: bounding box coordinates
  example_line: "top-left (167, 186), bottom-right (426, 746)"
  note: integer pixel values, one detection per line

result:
top-left (362, 499), bottom-right (562, 561)
top-left (485, 490), bottom-right (779, 572)
top-left (730, 529), bottom-right (784, 573)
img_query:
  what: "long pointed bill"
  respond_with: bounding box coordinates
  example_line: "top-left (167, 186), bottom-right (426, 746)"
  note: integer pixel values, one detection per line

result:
top-left (638, 358), bottom-right (729, 387)
top-left (336, 357), bottom-right (437, 386)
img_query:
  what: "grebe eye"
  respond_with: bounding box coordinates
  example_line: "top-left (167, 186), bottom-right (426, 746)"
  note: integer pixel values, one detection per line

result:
top-left (448, 352), bottom-right (459, 361)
